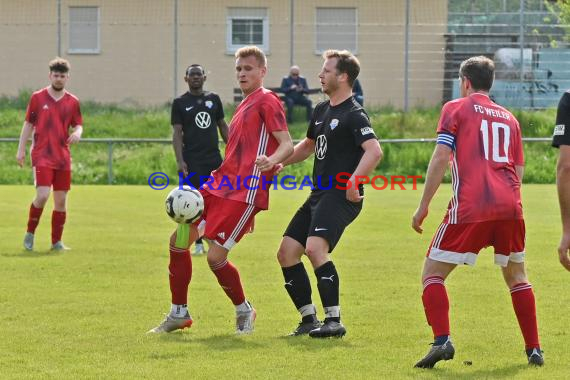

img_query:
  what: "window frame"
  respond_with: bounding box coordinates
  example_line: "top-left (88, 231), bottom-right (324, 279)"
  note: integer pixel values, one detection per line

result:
top-left (314, 7), bottom-right (358, 55)
top-left (226, 8), bottom-right (269, 54)
top-left (68, 6), bottom-right (100, 55)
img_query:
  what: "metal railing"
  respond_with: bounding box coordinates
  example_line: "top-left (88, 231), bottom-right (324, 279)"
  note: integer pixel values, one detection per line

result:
top-left (0, 137), bottom-right (553, 184)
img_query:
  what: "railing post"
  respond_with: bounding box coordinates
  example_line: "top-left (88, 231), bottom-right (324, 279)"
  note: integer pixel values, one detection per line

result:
top-left (404, 0), bottom-right (410, 112)
top-left (108, 142), bottom-right (114, 184)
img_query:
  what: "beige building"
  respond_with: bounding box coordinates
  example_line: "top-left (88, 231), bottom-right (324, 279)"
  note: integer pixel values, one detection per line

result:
top-left (0, 0), bottom-right (447, 108)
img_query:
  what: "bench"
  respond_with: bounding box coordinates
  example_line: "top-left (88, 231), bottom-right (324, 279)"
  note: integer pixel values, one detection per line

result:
top-left (233, 86), bottom-right (321, 104)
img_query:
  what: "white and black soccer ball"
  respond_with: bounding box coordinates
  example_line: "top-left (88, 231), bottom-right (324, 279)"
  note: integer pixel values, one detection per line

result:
top-left (165, 186), bottom-right (204, 224)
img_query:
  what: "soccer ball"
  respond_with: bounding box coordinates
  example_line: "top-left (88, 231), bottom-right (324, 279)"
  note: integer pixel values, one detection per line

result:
top-left (165, 186), bottom-right (204, 224)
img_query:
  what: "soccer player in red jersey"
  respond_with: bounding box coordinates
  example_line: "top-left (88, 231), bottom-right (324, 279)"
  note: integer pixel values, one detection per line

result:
top-left (411, 56), bottom-right (543, 368)
top-left (16, 57), bottom-right (83, 252)
top-left (148, 46), bottom-right (293, 334)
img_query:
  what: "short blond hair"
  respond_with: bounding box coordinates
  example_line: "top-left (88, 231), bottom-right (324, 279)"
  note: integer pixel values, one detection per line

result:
top-left (49, 57), bottom-right (70, 73)
top-left (235, 46), bottom-right (266, 67)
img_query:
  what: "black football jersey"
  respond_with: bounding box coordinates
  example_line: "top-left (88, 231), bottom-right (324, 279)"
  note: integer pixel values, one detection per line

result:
top-left (307, 96), bottom-right (377, 193)
top-left (171, 91), bottom-right (225, 162)
top-left (553, 90), bottom-right (570, 148)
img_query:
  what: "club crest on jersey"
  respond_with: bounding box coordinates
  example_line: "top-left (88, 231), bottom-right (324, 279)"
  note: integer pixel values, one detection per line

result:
top-left (330, 119), bottom-right (339, 130)
top-left (315, 135), bottom-right (327, 160)
top-left (205, 100), bottom-right (213, 109)
top-left (195, 111), bottom-right (211, 129)
top-left (554, 124), bottom-right (565, 136)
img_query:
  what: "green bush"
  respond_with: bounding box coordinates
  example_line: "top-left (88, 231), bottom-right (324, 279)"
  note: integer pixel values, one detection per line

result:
top-left (0, 91), bottom-right (559, 185)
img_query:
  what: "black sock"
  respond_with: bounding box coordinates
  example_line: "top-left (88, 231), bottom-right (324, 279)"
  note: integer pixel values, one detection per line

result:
top-left (434, 335), bottom-right (449, 346)
top-left (196, 237), bottom-right (203, 245)
top-left (282, 262), bottom-right (313, 312)
top-left (315, 261), bottom-right (340, 322)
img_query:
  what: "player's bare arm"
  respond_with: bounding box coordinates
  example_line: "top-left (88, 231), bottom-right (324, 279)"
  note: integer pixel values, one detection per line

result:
top-left (255, 130), bottom-right (293, 172)
top-left (171, 123), bottom-right (188, 175)
top-left (16, 121), bottom-right (34, 167)
top-left (217, 119), bottom-right (229, 144)
top-left (272, 137), bottom-right (315, 175)
top-left (412, 144), bottom-right (451, 234)
top-left (67, 125), bottom-right (83, 144)
top-left (347, 139), bottom-right (383, 202)
top-left (557, 145), bottom-right (570, 271)
top-left (515, 165), bottom-right (525, 182)
top-left (283, 138), bottom-right (316, 167)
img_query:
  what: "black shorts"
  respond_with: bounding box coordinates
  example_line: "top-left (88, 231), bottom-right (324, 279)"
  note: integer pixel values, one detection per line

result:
top-left (182, 155), bottom-right (222, 189)
top-left (284, 190), bottom-right (362, 252)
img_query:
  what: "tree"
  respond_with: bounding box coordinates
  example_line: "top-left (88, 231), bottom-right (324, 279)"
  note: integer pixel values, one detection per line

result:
top-left (545, 0), bottom-right (570, 45)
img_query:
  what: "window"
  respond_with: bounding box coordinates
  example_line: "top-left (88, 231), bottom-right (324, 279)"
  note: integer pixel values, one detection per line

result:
top-left (226, 8), bottom-right (269, 53)
top-left (69, 6), bottom-right (99, 54)
top-left (316, 8), bottom-right (357, 54)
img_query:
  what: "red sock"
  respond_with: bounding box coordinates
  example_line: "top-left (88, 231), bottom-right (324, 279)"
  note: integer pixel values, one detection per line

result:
top-left (169, 245), bottom-right (192, 305)
top-left (422, 276), bottom-right (450, 338)
top-left (510, 283), bottom-right (540, 349)
top-left (51, 210), bottom-right (66, 244)
top-left (27, 203), bottom-right (44, 233)
top-left (210, 260), bottom-right (245, 305)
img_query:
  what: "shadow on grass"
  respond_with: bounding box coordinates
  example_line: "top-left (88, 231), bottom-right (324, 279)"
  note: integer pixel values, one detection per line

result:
top-left (155, 333), bottom-right (265, 351)
top-left (0, 249), bottom-right (64, 258)
top-left (413, 363), bottom-right (527, 379)
top-left (278, 334), bottom-right (355, 350)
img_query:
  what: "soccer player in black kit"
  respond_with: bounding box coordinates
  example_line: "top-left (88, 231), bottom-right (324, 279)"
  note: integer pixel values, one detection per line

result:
top-left (274, 50), bottom-right (383, 337)
top-left (553, 90), bottom-right (570, 271)
top-left (171, 64), bottom-right (229, 255)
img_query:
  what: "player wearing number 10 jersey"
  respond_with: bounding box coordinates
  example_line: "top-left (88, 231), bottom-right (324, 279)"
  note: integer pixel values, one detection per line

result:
top-left (411, 56), bottom-right (543, 368)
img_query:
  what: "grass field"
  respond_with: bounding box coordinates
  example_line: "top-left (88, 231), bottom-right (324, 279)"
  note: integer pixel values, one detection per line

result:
top-left (0, 185), bottom-right (568, 379)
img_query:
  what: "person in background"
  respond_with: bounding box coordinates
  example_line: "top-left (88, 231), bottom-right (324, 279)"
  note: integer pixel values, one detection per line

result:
top-left (281, 65), bottom-right (313, 123)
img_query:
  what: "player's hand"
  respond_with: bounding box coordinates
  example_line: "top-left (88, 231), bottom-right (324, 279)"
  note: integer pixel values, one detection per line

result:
top-left (16, 151), bottom-right (25, 167)
top-left (248, 217), bottom-right (255, 234)
top-left (412, 204), bottom-right (428, 234)
top-left (558, 232), bottom-right (570, 271)
top-left (347, 176), bottom-right (363, 203)
top-left (67, 131), bottom-right (81, 144)
top-left (347, 185), bottom-right (363, 203)
top-left (177, 161), bottom-right (189, 177)
top-left (274, 163), bottom-right (284, 175)
top-left (255, 155), bottom-right (276, 172)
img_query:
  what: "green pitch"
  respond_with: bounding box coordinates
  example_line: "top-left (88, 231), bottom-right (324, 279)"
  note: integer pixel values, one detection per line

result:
top-left (0, 185), bottom-right (566, 379)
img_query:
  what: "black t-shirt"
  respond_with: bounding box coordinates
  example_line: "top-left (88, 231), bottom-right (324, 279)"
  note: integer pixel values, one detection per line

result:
top-left (307, 96), bottom-right (377, 193)
top-left (171, 91), bottom-right (225, 163)
top-left (553, 90), bottom-right (570, 148)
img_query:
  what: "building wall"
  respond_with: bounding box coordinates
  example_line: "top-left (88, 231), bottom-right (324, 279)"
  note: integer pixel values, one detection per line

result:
top-left (0, 0), bottom-right (447, 108)
top-left (0, 0), bottom-right (59, 95)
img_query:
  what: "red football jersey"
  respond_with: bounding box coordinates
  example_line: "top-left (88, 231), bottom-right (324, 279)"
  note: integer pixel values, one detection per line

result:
top-left (206, 87), bottom-right (288, 210)
top-left (436, 93), bottom-right (524, 223)
top-left (25, 88), bottom-right (82, 170)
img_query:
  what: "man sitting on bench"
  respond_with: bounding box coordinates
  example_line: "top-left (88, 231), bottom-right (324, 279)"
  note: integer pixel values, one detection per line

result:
top-left (280, 65), bottom-right (313, 123)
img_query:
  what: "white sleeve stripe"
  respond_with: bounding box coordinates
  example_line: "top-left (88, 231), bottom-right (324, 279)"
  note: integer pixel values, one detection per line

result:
top-left (437, 135), bottom-right (455, 142)
top-left (437, 133), bottom-right (455, 148)
top-left (437, 141), bottom-right (454, 148)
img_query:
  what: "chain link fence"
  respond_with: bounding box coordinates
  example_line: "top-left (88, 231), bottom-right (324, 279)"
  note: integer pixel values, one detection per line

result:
top-left (0, 0), bottom-right (568, 109)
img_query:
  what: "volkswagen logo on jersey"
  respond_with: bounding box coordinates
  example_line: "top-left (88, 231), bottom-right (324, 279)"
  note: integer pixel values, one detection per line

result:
top-left (315, 135), bottom-right (327, 160)
top-left (205, 100), bottom-right (213, 109)
top-left (195, 111), bottom-right (211, 129)
top-left (330, 119), bottom-right (339, 130)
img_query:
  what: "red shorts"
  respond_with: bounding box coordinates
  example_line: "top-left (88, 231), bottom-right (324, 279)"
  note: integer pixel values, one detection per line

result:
top-left (193, 189), bottom-right (261, 250)
top-left (33, 166), bottom-right (71, 191)
top-left (427, 220), bottom-right (525, 267)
